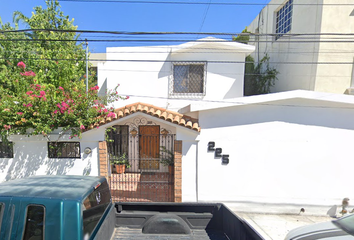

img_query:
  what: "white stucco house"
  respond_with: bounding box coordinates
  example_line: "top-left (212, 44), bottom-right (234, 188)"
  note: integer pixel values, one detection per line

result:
top-left (1, 37), bottom-right (354, 208)
top-left (247, 0), bottom-right (354, 94)
top-left (96, 37), bottom-right (255, 112)
top-left (2, 90), bottom-right (354, 206)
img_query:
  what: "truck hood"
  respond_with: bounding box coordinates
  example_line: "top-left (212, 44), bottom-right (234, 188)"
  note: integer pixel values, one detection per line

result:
top-left (285, 221), bottom-right (352, 240)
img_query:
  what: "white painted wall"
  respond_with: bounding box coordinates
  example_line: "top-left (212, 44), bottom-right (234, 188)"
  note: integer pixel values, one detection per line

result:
top-left (0, 130), bottom-right (104, 183)
top-left (98, 39), bottom-right (254, 111)
top-left (195, 98), bottom-right (354, 205)
top-left (0, 112), bottom-right (200, 196)
top-left (247, 0), bottom-right (354, 94)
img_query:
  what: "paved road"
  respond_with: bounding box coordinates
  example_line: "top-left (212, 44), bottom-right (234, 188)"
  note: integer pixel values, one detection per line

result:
top-left (234, 212), bottom-right (332, 240)
top-left (225, 203), bottom-right (335, 240)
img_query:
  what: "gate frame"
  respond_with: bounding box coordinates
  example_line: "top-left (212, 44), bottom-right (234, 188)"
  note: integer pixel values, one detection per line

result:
top-left (99, 140), bottom-right (182, 202)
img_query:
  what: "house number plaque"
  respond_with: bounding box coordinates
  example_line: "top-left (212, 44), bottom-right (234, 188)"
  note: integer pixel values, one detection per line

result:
top-left (207, 141), bottom-right (229, 164)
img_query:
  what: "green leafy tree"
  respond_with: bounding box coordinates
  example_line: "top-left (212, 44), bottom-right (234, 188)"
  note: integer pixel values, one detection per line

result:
top-left (0, 0), bottom-right (125, 142)
top-left (232, 27), bottom-right (250, 44)
top-left (11, 0), bottom-right (86, 87)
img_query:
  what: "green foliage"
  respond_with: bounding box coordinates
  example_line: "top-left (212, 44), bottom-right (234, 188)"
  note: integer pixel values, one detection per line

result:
top-left (159, 146), bottom-right (174, 166)
top-left (109, 153), bottom-right (131, 168)
top-left (232, 27), bottom-right (279, 95)
top-left (232, 27), bottom-right (250, 44)
top-left (244, 54), bottom-right (279, 96)
top-left (0, 0), bottom-right (127, 141)
top-left (0, 0), bottom-right (91, 88)
top-left (0, 63), bottom-right (124, 140)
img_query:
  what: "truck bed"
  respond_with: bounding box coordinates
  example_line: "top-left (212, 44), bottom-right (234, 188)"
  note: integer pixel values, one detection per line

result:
top-left (112, 227), bottom-right (229, 240)
top-left (107, 203), bottom-right (263, 240)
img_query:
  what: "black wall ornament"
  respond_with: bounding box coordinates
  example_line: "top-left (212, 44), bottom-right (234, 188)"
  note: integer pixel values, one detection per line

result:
top-left (207, 141), bottom-right (229, 164)
top-left (207, 141), bottom-right (215, 151)
top-left (215, 148), bottom-right (222, 158)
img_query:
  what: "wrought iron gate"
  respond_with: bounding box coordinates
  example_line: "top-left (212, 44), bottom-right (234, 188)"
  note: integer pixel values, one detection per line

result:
top-left (106, 125), bottom-right (175, 202)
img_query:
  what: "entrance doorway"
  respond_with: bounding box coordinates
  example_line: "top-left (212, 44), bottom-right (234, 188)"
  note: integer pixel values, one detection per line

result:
top-left (139, 125), bottom-right (160, 170)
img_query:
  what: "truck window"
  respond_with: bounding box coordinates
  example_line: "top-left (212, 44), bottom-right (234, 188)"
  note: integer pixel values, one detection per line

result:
top-left (82, 180), bottom-right (111, 239)
top-left (22, 205), bottom-right (45, 240)
top-left (0, 203), bottom-right (3, 232)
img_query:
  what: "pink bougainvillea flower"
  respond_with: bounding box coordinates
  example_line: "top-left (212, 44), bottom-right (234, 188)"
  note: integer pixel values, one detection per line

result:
top-left (40, 91), bottom-right (45, 96)
top-left (107, 112), bottom-right (116, 118)
top-left (4, 125), bottom-right (11, 130)
top-left (26, 91), bottom-right (33, 95)
top-left (17, 61), bottom-right (26, 69)
top-left (20, 71), bottom-right (36, 77)
top-left (90, 85), bottom-right (99, 91)
top-left (17, 112), bottom-right (23, 115)
top-left (58, 86), bottom-right (64, 90)
top-left (126, 96), bottom-right (130, 100)
top-left (80, 125), bottom-right (85, 130)
top-left (61, 102), bottom-right (69, 108)
top-left (53, 110), bottom-right (58, 114)
top-left (23, 103), bottom-right (33, 108)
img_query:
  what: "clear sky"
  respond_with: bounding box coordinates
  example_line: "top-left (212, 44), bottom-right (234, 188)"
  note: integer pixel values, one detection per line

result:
top-left (0, 0), bottom-right (271, 53)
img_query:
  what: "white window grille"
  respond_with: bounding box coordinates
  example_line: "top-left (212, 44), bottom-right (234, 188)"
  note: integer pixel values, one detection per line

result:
top-left (275, 0), bottom-right (293, 40)
top-left (170, 62), bottom-right (206, 97)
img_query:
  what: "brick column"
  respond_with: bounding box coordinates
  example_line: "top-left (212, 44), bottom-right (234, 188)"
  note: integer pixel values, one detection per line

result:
top-left (174, 140), bottom-right (182, 202)
top-left (99, 141), bottom-right (109, 180)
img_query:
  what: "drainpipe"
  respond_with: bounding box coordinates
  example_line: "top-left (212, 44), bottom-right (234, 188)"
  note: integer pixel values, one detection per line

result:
top-left (196, 140), bottom-right (199, 202)
top-left (257, 8), bottom-right (264, 64)
top-left (85, 39), bottom-right (89, 95)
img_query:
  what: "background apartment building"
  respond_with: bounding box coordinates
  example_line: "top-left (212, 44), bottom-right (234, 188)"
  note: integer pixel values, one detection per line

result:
top-left (247, 0), bottom-right (354, 94)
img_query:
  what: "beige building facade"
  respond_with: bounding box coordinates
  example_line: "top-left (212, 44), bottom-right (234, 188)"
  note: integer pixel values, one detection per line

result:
top-left (247, 0), bottom-right (354, 94)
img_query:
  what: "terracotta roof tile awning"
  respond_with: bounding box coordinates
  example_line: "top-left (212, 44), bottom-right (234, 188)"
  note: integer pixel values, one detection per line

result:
top-left (87, 102), bottom-right (200, 132)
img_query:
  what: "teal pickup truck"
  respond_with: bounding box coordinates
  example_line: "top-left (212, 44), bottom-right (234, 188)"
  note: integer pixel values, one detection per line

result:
top-left (0, 175), bottom-right (263, 240)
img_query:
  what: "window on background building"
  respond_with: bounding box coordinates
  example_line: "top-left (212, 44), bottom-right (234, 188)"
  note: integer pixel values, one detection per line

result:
top-left (48, 142), bottom-right (80, 158)
top-left (171, 62), bottom-right (206, 96)
top-left (275, 0), bottom-right (293, 40)
top-left (0, 142), bottom-right (14, 158)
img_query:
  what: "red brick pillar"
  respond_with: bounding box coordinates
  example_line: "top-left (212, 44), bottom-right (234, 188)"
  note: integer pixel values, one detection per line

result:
top-left (174, 140), bottom-right (182, 202)
top-left (99, 141), bottom-right (109, 181)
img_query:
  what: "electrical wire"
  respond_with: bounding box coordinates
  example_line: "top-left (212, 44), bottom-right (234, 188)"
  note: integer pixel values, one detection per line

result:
top-left (4, 29), bottom-right (354, 37)
top-left (1, 56), bottom-right (354, 65)
top-left (57, 0), bottom-right (354, 6)
top-left (198, 0), bottom-right (212, 34)
top-left (2, 38), bottom-right (354, 43)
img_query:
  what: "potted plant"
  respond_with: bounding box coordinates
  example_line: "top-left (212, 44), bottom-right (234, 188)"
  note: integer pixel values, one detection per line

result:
top-left (159, 146), bottom-right (174, 175)
top-left (110, 153), bottom-right (131, 174)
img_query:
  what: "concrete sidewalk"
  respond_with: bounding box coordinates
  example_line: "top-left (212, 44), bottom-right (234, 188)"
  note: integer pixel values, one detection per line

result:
top-left (234, 212), bottom-right (332, 240)
top-left (225, 203), bottom-right (334, 240)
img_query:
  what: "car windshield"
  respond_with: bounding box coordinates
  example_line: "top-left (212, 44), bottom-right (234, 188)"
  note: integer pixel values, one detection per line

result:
top-left (334, 214), bottom-right (354, 235)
